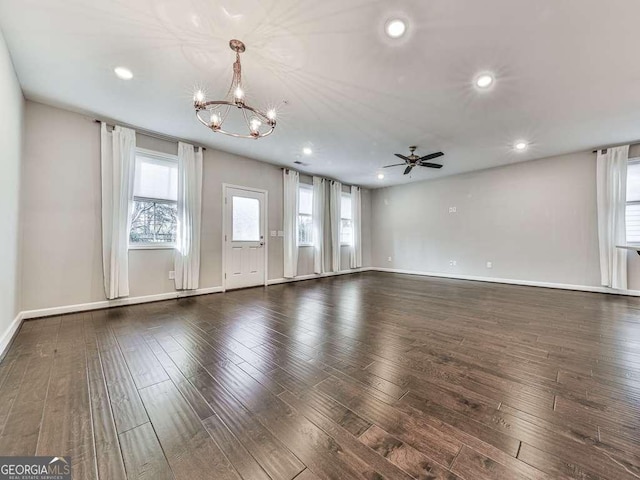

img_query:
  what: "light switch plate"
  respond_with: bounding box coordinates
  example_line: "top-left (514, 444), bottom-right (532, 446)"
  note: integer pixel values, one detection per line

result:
top-left (277, 231), bottom-right (284, 237)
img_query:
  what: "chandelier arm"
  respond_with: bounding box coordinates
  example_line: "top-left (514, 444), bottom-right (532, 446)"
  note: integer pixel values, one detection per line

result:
top-left (220, 104), bottom-right (232, 125)
top-left (195, 115), bottom-right (275, 138)
top-left (195, 105), bottom-right (275, 139)
top-left (198, 101), bottom-right (271, 119)
top-left (240, 104), bottom-right (252, 133)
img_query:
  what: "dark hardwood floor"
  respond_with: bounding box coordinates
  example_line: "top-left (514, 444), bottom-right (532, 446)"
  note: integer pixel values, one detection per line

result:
top-left (1, 271), bottom-right (639, 479)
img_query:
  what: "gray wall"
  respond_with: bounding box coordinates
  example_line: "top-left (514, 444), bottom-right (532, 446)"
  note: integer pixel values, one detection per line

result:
top-left (371, 151), bottom-right (640, 289)
top-left (20, 101), bottom-right (371, 311)
top-left (0, 28), bottom-right (23, 343)
top-left (16, 101), bottom-right (640, 315)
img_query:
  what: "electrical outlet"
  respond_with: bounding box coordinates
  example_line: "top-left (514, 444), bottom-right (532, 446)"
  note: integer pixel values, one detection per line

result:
top-left (277, 230), bottom-right (284, 237)
top-left (449, 206), bottom-right (457, 213)
top-left (486, 261), bottom-right (493, 269)
top-left (388, 256), bottom-right (392, 262)
top-left (168, 271), bottom-right (175, 280)
top-left (270, 230), bottom-right (277, 237)
top-left (449, 260), bottom-right (457, 266)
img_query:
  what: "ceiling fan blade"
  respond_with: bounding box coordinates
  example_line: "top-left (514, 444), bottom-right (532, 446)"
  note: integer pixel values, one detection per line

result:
top-left (419, 152), bottom-right (444, 162)
top-left (403, 165), bottom-right (413, 175)
top-left (383, 163), bottom-right (406, 168)
top-left (419, 162), bottom-right (443, 169)
top-left (395, 154), bottom-right (411, 162)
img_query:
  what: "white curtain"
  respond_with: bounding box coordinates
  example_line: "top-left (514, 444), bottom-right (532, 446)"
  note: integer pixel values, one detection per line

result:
top-left (350, 186), bottom-right (362, 268)
top-left (283, 169), bottom-right (299, 278)
top-left (329, 180), bottom-right (342, 272)
top-left (100, 123), bottom-right (136, 300)
top-left (175, 142), bottom-right (203, 290)
top-left (312, 177), bottom-right (326, 274)
top-left (597, 145), bottom-right (629, 290)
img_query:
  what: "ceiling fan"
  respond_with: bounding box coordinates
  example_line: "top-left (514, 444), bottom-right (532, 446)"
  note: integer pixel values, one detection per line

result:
top-left (383, 146), bottom-right (444, 175)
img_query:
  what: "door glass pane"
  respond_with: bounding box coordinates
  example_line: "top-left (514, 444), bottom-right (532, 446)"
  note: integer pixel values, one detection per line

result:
top-left (232, 196), bottom-right (260, 241)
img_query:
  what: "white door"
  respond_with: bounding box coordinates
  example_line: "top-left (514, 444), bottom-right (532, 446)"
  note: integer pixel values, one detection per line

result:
top-left (224, 186), bottom-right (267, 290)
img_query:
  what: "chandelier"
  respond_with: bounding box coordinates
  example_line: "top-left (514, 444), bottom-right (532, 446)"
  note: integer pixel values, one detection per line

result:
top-left (193, 39), bottom-right (276, 139)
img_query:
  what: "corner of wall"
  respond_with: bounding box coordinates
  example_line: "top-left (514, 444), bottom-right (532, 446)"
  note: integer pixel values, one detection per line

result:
top-left (0, 24), bottom-right (26, 359)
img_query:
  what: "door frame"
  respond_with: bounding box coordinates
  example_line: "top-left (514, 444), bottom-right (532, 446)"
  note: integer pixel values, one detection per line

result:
top-left (222, 183), bottom-right (269, 292)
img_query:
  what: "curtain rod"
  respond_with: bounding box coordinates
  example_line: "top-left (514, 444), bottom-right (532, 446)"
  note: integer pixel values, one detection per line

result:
top-left (280, 167), bottom-right (360, 189)
top-left (592, 141), bottom-right (640, 154)
top-left (94, 119), bottom-right (207, 150)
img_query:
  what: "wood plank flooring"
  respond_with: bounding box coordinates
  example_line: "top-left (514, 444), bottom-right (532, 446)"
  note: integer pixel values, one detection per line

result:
top-left (1, 271), bottom-right (639, 479)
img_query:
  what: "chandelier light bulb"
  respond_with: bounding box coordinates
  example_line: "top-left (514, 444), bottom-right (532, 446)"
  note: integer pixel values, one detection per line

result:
top-left (267, 109), bottom-right (277, 122)
top-left (210, 112), bottom-right (222, 128)
top-left (234, 86), bottom-right (244, 101)
top-left (194, 90), bottom-right (205, 103)
top-left (249, 118), bottom-right (262, 136)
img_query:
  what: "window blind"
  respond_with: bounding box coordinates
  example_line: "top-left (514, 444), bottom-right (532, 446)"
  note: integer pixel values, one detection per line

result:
top-left (134, 154), bottom-right (178, 201)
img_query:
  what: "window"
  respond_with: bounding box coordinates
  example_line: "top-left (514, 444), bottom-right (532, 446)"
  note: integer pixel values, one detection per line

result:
top-left (341, 192), bottom-right (353, 245)
top-left (626, 160), bottom-right (640, 244)
top-left (129, 150), bottom-right (178, 247)
top-left (298, 185), bottom-right (313, 246)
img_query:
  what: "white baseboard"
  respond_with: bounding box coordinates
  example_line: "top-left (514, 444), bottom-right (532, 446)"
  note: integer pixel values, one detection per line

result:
top-left (267, 267), bottom-right (372, 285)
top-left (0, 312), bottom-right (24, 361)
top-left (177, 286), bottom-right (224, 298)
top-left (19, 286), bottom-right (225, 321)
top-left (371, 267), bottom-right (640, 297)
top-left (16, 271), bottom-right (372, 325)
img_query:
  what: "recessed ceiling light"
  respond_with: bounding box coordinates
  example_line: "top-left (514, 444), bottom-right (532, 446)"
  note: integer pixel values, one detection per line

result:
top-left (114, 66), bottom-right (133, 80)
top-left (385, 19), bottom-right (406, 39)
top-left (377, 173), bottom-right (385, 180)
top-left (303, 147), bottom-right (313, 155)
top-left (514, 141), bottom-right (528, 151)
top-left (475, 73), bottom-right (494, 89)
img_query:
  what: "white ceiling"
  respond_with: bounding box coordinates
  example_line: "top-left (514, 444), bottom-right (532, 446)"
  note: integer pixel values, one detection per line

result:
top-left (2, 0), bottom-right (640, 188)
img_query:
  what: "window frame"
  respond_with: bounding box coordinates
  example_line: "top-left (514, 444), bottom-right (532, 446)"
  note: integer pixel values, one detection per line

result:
top-left (340, 191), bottom-right (353, 246)
top-left (297, 183), bottom-right (314, 247)
top-left (128, 148), bottom-right (179, 250)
